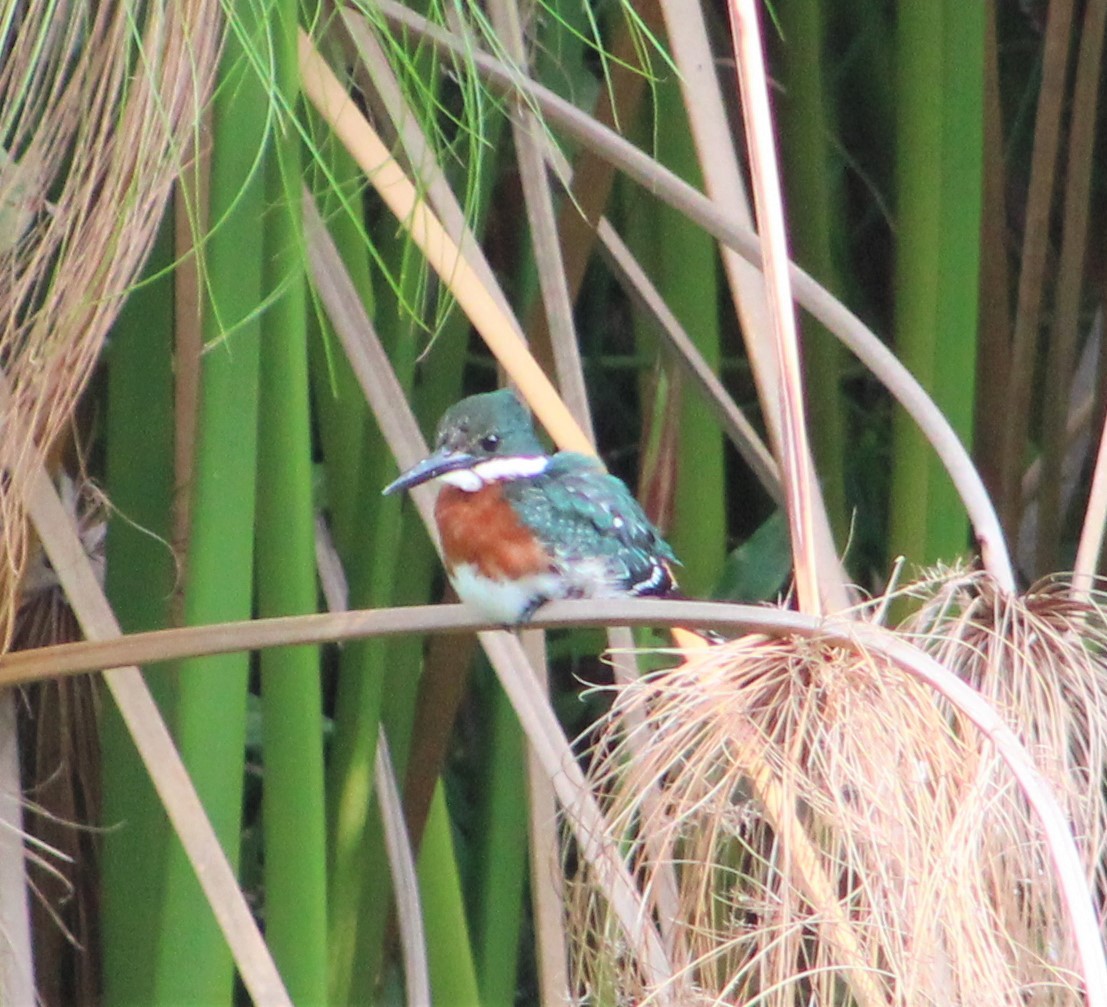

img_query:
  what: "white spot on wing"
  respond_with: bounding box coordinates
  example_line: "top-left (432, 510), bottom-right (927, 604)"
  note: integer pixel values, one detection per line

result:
top-left (630, 562), bottom-right (667, 595)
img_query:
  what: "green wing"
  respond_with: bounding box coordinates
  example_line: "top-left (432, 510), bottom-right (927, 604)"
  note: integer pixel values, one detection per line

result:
top-left (504, 452), bottom-right (677, 595)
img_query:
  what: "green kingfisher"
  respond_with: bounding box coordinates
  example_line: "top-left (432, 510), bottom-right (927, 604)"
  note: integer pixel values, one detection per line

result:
top-left (383, 388), bottom-right (679, 625)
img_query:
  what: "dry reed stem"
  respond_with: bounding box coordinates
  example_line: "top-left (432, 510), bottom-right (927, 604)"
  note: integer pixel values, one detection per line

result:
top-left (1001, 0), bottom-right (1076, 534)
top-left (338, 10), bottom-right (517, 325)
top-left (1074, 406), bottom-right (1107, 581)
top-left (374, 734), bottom-right (431, 1007)
top-left (975, 0), bottom-right (1013, 504)
top-left (486, 0), bottom-right (593, 439)
top-left (1035, 0), bottom-right (1107, 574)
top-left (660, 0), bottom-right (847, 613)
top-left (0, 599), bottom-right (793, 685)
top-left (726, 0), bottom-right (823, 617)
top-left (655, 0), bottom-right (779, 447)
top-left (521, 631), bottom-right (572, 1006)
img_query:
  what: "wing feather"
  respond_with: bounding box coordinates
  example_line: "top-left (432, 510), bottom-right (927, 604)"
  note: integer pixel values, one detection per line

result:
top-left (503, 453), bottom-right (677, 596)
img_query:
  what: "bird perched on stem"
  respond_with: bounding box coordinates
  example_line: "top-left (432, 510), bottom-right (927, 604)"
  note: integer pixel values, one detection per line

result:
top-left (384, 388), bottom-right (679, 625)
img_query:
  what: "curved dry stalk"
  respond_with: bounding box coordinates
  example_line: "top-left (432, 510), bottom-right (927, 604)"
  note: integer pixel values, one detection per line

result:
top-left (374, 733), bottom-right (431, 1007)
top-left (0, 600), bottom-right (768, 684)
top-left (374, 0), bottom-right (1016, 593)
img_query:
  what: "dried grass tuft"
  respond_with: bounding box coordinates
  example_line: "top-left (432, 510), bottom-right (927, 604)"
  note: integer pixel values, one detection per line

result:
top-left (902, 570), bottom-right (1107, 957)
top-left (0, 1), bottom-right (221, 647)
top-left (567, 570), bottom-right (1103, 1005)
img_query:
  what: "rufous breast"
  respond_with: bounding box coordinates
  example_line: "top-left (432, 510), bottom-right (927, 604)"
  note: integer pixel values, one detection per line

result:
top-left (435, 483), bottom-right (553, 581)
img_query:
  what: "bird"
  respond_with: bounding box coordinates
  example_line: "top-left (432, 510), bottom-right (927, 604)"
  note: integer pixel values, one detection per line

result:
top-left (383, 388), bottom-right (679, 625)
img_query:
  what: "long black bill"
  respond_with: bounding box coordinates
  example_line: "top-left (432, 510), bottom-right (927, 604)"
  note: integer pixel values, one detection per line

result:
top-left (382, 448), bottom-right (478, 495)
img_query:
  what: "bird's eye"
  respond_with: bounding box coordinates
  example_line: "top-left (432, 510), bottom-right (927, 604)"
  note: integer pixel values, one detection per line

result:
top-left (480, 434), bottom-right (500, 452)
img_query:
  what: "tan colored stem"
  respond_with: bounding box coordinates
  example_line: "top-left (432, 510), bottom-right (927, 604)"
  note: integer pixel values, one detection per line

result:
top-left (726, 0), bottom-right (822, 616)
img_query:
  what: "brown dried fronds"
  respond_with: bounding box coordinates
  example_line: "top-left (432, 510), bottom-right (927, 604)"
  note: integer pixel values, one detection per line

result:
top-left (567, 617), bottom-right (1086, 1006)
top-left (15, 595), bottom-right (102, 1007)
top-left (0, 1), bottom-right (222, 647)
top-left (901, 570), bottom-right (1107, 955)
top-left (13, 472), bottom-right (106, 1006)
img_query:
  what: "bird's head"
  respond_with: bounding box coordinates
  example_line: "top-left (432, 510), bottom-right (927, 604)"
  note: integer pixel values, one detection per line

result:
top-left (383, 388), bottom-right (549, 495)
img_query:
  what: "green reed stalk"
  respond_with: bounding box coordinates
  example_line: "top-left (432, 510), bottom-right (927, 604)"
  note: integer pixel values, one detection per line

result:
top-left (149, 13), bottom-right (266, 1002)
top-left (325, 220), bottom-right (422, 1003)
top-left (420, 783), bottom-right (482, 1005)
top-left (473, 675), bottom-right (528, 1004)
top-left (640, 75), bottom-right (727, 596)
top-left (100, 213), bottom-right (176, 1006)
top-left (889, 1), bottom-right (984, 569)
top-left (778, 0), bottom-right (848, 543)
top-left (254, 2), bottom-right (328, 1001)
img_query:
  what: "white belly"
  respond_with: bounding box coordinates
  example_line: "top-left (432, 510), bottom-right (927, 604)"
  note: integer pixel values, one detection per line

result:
top-left (449, 563), bottom-right (565, 625)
